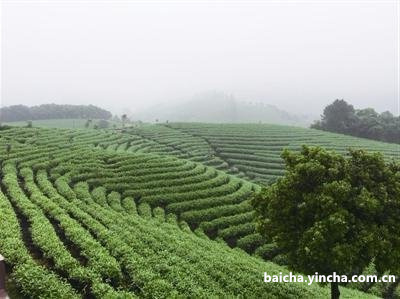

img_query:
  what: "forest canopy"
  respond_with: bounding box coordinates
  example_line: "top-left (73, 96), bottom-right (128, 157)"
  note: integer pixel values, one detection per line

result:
top-left (311, 99), bottom-right (399, 144)
top-left (0, 104), bottom-right (112, 122)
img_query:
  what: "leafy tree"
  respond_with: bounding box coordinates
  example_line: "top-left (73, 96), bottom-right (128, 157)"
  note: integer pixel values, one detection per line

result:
top-left (252, 146), bottom-right (400, 299)
top-left (26, 120), bottom-right (33, 128)
top-left (97, 119), bottom-right (110, 129)
top-left (84, 119), bottom-right (92, 128)
top-left (312, 100), bottom-right (400, 144)
top-left (311, 99), bottom-right (356, 134)
top-left (0, 105), bottom-right (31, 122)
top-left (0, 104), bottom-right (111, 122)
top-left (121, 114), bottom-right (128, 128)
top-left (354, 108), bottom-right (380, 139)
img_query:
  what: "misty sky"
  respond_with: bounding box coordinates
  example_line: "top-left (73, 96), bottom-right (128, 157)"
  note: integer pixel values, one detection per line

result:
top-left (1, 0), bottom-right (399, 117)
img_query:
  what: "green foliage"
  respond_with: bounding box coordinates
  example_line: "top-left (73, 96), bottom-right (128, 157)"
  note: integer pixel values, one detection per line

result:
top-left (121, 196), bottom-right (137, 214)
top-left (252, 146), bottom-right (400, 295)
top-left (0, 104), bottom-right (112, 122)
top-left (311, 99), bottom-right (357, 134)
top-left (0, 172), bottom-right (80, 299)
top-left (312, 99), bottom-right (400, 144)
top-left (84, 119), bottom-right (92, 128)
top-left (97, 119), bottom-right (110, 129)
top-left (161, 122), bottom-right (399, 185)
top-left (107, 191), bottom-right (124, 212)
top-left (152, 207), bottom-right (165, 222)
top-left (0, 125), bottom-right (397, 298)
top-left (121, 114), bottom-right (128, 128)
top-left (138, 202), bottom-right (152, 219)
top-left (236, 233), bottom-right (265, 253)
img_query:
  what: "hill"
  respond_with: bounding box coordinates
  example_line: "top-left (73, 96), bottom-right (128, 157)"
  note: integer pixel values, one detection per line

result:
top-left (123, 123), bottom-right (400, 185)
top-left (0, 125), bottom-right (379, 298)
top-left (3, 118), bottom-right (119, 129)
top-left (132, 92), bottom-right (311, 126)
top-left (0, 104), bottom-right (112, 123)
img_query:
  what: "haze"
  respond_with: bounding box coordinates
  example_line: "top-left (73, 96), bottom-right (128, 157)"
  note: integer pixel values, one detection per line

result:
top-left (1, 0), bottom-right (399, 118)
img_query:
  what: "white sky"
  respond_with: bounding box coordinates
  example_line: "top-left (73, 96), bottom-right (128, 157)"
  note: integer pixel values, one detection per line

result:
top-left (1, 0), bottom-right (399, 116)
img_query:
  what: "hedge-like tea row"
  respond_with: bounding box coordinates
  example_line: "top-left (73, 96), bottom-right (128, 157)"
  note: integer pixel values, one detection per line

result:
top-left (0, 170), bottom-right (80, 299)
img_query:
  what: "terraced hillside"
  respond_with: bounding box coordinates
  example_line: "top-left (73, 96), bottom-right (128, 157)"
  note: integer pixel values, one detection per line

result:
top-left (1, 127), bottom-right (264, 257)
top-left (123, 123), bottom-right (400, 184)
top-left (0, 124), bottom-right (398, 298)
top-left (0, 126), bottom-right (376, 298)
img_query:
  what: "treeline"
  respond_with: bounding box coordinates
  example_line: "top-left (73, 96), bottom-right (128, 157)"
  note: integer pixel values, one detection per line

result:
top-left (311, 99), bottom-right (399, 144)
top-left (0, 104), bottom-right (112, 122)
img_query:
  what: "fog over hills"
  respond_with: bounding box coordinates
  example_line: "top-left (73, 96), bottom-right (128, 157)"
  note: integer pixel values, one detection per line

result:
top-left (132, 92), bottom-right (313, 126)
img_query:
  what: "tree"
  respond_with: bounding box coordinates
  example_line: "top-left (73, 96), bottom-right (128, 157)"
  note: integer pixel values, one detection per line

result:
top-left (84, 119), bottom-right (92, 128)
top-left (97, 119), bottom-right (110, 129)
top-left (311, 100), bottom-right (400, 144)
top-left (251, 146), bottom-right (400, 299)
top-left (311, 99), bottom-right (356, 134)
top-left (121, 114), bottom-right (128, 128)
top-left (0, 104), bottom-right (112, 122)
top-left (354, 108), bottom-right (380, 139)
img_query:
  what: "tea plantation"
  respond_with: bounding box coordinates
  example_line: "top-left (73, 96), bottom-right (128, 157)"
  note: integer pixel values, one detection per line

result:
top-left (0, 122), bottom-right (397, 298)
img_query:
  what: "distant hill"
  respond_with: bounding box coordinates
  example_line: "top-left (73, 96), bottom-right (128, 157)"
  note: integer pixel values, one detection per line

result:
top-left (0, 104), bottom-right (112, 122)
top-left (133, 92), bottom-right (311, 126)
top-left (3, 118), bottom-right (121, 129)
